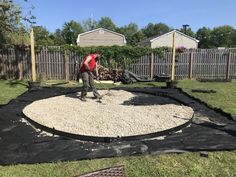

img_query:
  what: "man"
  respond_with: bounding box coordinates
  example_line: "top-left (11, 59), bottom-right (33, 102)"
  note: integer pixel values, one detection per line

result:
top-left (79, 53), bottom-right (101, 101)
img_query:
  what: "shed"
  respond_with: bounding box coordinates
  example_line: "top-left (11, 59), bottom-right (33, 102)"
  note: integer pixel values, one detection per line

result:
top-left (76, 28), bottom-right (126, 47)
top-left (138, 30), bottom-right (199, 49)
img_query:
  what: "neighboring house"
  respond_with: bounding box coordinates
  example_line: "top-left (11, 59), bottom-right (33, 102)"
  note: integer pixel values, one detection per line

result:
top-left (138, 30), bottom-right (199, 49)
top-left (76, 28), bottom-right (126, 47)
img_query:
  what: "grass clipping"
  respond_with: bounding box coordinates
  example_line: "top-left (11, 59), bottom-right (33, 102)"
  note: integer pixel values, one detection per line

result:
top-left (23, 90), bottom-right (193, 137)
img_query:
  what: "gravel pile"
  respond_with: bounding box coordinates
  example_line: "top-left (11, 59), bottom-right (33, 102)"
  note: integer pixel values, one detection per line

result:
top-left (23, 90), bottom-right (194, 137)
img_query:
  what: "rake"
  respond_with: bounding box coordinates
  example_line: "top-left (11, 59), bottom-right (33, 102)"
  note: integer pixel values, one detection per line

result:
top-left (97, 79), bottom-right (113, 97)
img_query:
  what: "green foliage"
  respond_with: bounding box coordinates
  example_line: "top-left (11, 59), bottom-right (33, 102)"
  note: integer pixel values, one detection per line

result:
top-left (0, 0), bottom-right (21, 32)
top-left (0, 0), bottom-right (35, 45)
top-left (0, 0), bottom-right (21, 43)
top-left (142, 22), bottom-right (171, 38)
top-left (196, 27), bottom-right (213, 48)
top-left (52, 29), bottom-right (65, 45)
top-left (33, 26), bottom-right (54, 46)
top-left (196, 26), bottom-right (236, 48)
top-left (118, 22), bottom-right (140, 45)
top-left (97, 17), bottom-right (117, 31)
top-left (211, 25), bottom-right (235, 48)
top-left (4, 28), bottom-right (30, 45)
top-left (180, 27), bottom-right (196, 38)
top-left (61, 20), bottom-right (84, 45)
top-left (82, 18), bottom-right (98, 31)
top-left (55, 45), bottom-right (167, 68)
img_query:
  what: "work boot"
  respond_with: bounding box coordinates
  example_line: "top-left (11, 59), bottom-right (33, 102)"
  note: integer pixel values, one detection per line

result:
top-left (80, 97), bottom-right (86, 102)
top-left (93, 90), bottom-right (102, 99)
top-left (94, 94), bottom-right (102, 99)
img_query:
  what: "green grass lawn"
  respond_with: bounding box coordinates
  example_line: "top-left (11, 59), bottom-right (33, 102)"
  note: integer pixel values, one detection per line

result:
top-left (0, 80), bottom-right (28, 105)
top-left (0, 152), bottom-right (235, 177)
top-left (178, 79), bottom-right (236, 117)
top-left (0, 79), bottom-right (236, 177)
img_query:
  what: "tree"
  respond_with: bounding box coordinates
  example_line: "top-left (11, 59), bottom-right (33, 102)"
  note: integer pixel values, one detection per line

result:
top-left (33, 26), bottom-right (54, 46)
top-left (82, 18), bottom-right (98, 31)
top-left (230, 29), bottom-right (236, 47)
top-left (0, 0), bottom-right (21, 43)
top-left (142, 23), bottom-right (171, 38)
top-left (196, 27), bottom-right (212, 48)
top-left (179, 26), bottom-right (196, 38)
top-left (52, 29), bottom-right (65, 45)
top-left (211, 25), bottom-right (235, 47)
top-left (97, 16), bottom-right (116, 31)
top-left (0, 0), bottom-right (21, 32)
top-left (118, 22), bottom-right (141, 46)
top-left (61, 20), bottom-right (84, 44)
top-left (0, 0), bottom-right (35, 44)
top-left (4, 28), bottom-right (30, 45)
top-left (128, 31), bottom-right (146, 46)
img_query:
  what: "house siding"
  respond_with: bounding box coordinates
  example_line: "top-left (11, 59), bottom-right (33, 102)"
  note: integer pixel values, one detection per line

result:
top-left (78, 29), bottom-right (125, 47)
top-left (151, 32), bottom-right (198, 49)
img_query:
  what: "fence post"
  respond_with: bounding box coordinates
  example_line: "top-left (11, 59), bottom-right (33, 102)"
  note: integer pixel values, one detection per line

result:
top-left (17, 50), bottom-right (23, 80)
top-left (226, 51), bottom-right (231, 80)
top-left (64, 50), bottom-right (69, 81)
top-left (150, 53), bottom-right (154, 79)
top-left (30, 28), bottom-right (36, 81)
top-left (189, 51), bottom-right (193, 79)
top-left (171, 31), bottom-right (176, 80)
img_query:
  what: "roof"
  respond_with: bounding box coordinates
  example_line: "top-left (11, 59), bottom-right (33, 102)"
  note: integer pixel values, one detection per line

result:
top-left (76, 28), bottom-right (127, 44)
top-left (138, 30), bottom-right (199, 44)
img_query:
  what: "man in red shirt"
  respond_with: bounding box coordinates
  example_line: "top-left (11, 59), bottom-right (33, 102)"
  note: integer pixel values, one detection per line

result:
top-left (79, 53), bottom-right (101, 101)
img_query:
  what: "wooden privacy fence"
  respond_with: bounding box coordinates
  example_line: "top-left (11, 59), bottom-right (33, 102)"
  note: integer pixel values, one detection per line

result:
top-left (129, 49), bottom-right (236, 80)
top-left (0, 48), bottom-right (236, 80)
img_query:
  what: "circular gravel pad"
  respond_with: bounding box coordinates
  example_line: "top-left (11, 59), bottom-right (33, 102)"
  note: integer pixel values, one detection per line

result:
top-left (23, 90), bottom-right (194, 137)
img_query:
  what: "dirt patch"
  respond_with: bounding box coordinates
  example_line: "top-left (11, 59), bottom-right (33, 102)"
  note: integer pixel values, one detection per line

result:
top-left (23, 90), bottom-right (193, 137)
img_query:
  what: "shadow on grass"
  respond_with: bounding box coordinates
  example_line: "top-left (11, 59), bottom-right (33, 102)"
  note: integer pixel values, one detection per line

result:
top-left (6, 80), bottom-right (28, 88)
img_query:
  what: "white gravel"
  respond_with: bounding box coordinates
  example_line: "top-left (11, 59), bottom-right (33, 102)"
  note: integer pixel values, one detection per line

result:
top-left (23, 90), bottom-right (193, 137)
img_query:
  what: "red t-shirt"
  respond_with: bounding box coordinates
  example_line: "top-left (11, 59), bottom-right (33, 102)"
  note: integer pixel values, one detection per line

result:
top-left (79, 54), bottom-right (96, 72)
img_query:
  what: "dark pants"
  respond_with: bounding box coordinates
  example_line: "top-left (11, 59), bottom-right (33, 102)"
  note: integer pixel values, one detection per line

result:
top-left (81, 72), bottom-right (100, 98)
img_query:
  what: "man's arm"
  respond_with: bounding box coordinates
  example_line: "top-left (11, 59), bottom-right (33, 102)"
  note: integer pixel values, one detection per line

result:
top-left (83, 55), bottom-right (92, 71)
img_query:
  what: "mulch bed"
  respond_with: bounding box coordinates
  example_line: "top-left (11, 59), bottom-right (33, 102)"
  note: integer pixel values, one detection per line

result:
top-left (0, 86), bottom-right (236, 165)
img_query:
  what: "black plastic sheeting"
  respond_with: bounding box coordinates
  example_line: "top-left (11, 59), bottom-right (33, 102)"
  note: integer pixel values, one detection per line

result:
top-left (0, 86), bottom-right (236, 165)
top-left (21, 89), bottom-right (194, 143)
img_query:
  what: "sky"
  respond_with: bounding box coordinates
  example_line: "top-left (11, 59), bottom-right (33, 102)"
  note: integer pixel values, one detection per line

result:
top-left (15, 0), bottom-right (236, 33)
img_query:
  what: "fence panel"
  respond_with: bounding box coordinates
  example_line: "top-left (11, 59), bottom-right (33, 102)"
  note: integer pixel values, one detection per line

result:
top-left (153, 52), bottom-right (172, 77)
top-left (129, 54), bottom-right (150, 78)
top-left (230, 52), bottom-right (236, 79)
top-left (1, 48), bottom-right (236, 80)
top-left (192, 50), bottom-right (229, 79)
top-left (174, 52), bottom-right (190, 79)
top-left (68, 51), bottom-right (83, 80)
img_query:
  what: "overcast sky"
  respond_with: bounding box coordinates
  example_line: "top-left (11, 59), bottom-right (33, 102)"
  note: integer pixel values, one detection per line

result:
top-left (15, 0), bottom-right (236, 32)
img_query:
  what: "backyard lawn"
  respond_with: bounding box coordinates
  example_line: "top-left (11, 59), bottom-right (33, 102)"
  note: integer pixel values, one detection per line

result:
top-left (0, 79), bottom-right (235, 177)
top-left (0, 80), bottom-right (28, 105)
top-left (178, 79), bottom-right (236, 117)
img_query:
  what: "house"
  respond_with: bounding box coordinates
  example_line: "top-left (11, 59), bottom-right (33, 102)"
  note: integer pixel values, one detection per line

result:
top-left (76, 28), bottom-right (126, 47)
top-left (138, 30), bottom-right (199, 49)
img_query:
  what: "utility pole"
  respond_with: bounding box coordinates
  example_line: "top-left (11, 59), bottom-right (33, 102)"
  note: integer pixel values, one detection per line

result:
top-left (91, 13), bottom-right (94, 30)
top-left (182, 24), bottom-right (189, 34)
